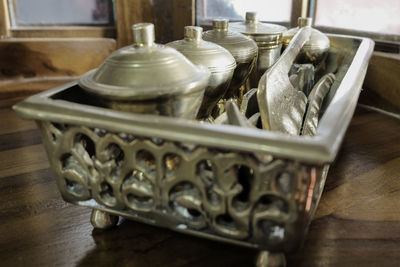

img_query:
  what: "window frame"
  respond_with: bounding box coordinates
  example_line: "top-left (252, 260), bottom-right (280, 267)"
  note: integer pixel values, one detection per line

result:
top-left (195, 0), bottom-right (306, 28)
top-left (0, 0), bottom-right (116, 38)
top-left (310, 0), bottom-right (400, 49)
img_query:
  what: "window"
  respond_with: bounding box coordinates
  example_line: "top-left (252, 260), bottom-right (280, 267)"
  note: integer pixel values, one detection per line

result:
top-left (0, 0), bottom-right (115, 38)
top-left (196, 0), bottom-right (400, 47)
top-left (313, 0), bottom-right (400, 36)
top-left (310, 0), bottom-right (400, 46)
top-left (9, 0), bottom-right (114, 26)
top-left (196, 0), bottom-right (294, 26)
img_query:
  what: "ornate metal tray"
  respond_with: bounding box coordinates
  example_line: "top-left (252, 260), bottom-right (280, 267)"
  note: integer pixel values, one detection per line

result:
top-left (13, 34), bottom-right (374, 265)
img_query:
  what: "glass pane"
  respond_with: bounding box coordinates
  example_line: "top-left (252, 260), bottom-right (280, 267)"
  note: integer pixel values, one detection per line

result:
top-left (197, 0), bottom-right (292, 24)
top-left (11, 0), bottom-right (113, 26)
top-left (315, 0), bottom-right (400, 35)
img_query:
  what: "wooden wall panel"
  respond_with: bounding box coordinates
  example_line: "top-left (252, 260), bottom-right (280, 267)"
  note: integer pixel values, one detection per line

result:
top-left (172, 0), bottom-right (195, 40)
top-left (363, 51), bottom-right (400, 110)
top-left (115, 0), bottom-right (156, 47)
top-left (115, 0), bottom-right (194, 47)
top-left (0, 38), bottom-right (116, 80)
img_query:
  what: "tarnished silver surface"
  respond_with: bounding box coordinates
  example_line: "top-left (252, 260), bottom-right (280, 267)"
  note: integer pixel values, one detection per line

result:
top-left (214, 111), bottom-right (228, 125)
top-left (257, 27), bottom-right (312, 135)
top-left (302, 73), bottom-right (336, 136)
top-left (79, 23), bottom-right (210, 119)
top-left (203, 19), bottom-right (258, 100)
top-left (229, 12), bottom-right (287, 87)
top-left (256, 251), bottom-right (286, 267)
top-left (167, 26), bottom-right (236, 119)
top-left (289, 64), bottom-right (315, 96)
top-left (240, 88), bottom-right (259, 117)
top-left (30, 118), bottom-right (323, 251)
top-left (90, 208), bottom-right (119, 229)
top-left (282, 17), bottom-right (330, 66)
top-left (248, 113), bottom-right (261, 127)
top-left (225, 100), bottom-right (256, 128)
top-left (13, 34), bottom-right (374, 260)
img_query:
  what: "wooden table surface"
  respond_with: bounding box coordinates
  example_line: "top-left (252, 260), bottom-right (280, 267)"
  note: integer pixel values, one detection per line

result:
top-left (0, 97), bottom-right (399, 266)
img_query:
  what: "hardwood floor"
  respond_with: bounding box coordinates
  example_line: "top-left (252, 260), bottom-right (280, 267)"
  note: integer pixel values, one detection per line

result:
top-left (0, 106), bottom-right (399, 266)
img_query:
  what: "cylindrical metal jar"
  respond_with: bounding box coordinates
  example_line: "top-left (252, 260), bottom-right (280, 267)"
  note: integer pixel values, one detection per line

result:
top-left (78, 23), bottom-right (210, 120)
top-left (282, 17), bottom-right (330, 66)
top-left (167, 26), bottom-right (236, 119)
top-left (203, 19), bottom-right (258, 100)
top-left (229, 12), bottom-right (287, 87)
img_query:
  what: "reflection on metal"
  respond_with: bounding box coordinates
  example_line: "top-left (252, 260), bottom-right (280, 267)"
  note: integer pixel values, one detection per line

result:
top-left (288, 63), bottom-right (315, 96)
top-left (248, 113), bottom-right (261, 127)
top-left (91, 208), bottom-right (119, 229)
top-left (79, 23), bottom-right (210, 119)
top-left (226, 100), bottom-right (256, 128)
top-left (240, 88), bottom-right (259, 117)
top-left (302, 73), bottom-right (336, 136)
top-left (13, 31), bottom-right (375, 266)
top-left (167, 26), bottom-right (236, 119)
top-left (33, 119), bottom-right (321, 251)
top-left (282, 17), bottom-right (330, 66)
top-left (256, 250), bottom-right (286, 267)
top-left (214, 111), bottom-right (228, 125)
top-left (203, 19), bottom-right (258, 101)
top-left (229, 12), bottom-right (287, 87)
top-left (257, 27), bottom-right (312, 135)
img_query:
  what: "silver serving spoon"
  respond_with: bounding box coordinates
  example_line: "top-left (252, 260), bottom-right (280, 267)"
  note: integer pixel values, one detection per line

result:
top-left (257, 27), bottom-right (312, 135)
top-left (302, 73), bottom-right (336, 136)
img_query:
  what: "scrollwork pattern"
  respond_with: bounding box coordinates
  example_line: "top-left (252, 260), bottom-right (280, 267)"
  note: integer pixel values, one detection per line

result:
top-left (38, 121), bottom-right (319, 250)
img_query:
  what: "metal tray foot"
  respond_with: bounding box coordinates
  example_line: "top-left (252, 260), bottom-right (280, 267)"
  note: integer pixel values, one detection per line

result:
top-left (256, 251), bottom-right (286, 267)
top-left (90, 209), bottom-right (119, 229)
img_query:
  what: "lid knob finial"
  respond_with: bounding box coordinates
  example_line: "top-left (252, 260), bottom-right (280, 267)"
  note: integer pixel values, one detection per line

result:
top-left (213, 18), bottom-right (229, 31)
top-left (298, 17), bottom-right (313, 28)
top-left (132, 23), bottom-right (155, 46)
top-left (184, 26), bottom-right (203, 41)
top-left (245, 12), bottom-right (258, 23)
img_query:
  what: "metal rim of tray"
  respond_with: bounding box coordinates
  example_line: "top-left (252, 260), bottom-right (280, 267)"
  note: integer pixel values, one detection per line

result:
top-left (13, 34), bottom-right (375, 164)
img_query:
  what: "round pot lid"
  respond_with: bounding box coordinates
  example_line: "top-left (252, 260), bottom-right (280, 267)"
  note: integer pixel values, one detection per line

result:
top-left (229, 12), bottom-right (287, 36)
top-left (203, 19), bottom-right (258, 63)
top-left (167, 26), bottom-right (236, 74)
top-left (79, 23), bottom-right (210, 101)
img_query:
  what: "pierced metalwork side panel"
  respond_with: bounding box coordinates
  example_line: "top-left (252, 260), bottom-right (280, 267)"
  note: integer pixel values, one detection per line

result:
top-left (37, 121), bottom-right (326, 251)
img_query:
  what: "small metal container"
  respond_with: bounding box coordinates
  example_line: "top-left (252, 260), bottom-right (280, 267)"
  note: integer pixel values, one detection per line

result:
top-left (282, 17), bottom-right (330, 66)
top-left (203, 19), bottom-right (258, 100)
top-left (229, 12), bottom-right (287, 87)
top-left (167, 26), bottom-right (236, 119)
top-left (79, 23), bottom-right (210, 119)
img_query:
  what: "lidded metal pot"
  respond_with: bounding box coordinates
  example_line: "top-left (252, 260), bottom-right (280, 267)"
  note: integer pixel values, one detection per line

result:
top-left (229, 12), bottom-right (287, 87)
top-left (203, 18), bottom-right (258, 100)
top-left (282, 17), bottom-right (330, 66)
top-left (79, 23), bottom-right (210, 120)
top-left (167, 26), bottom-right (236, 119)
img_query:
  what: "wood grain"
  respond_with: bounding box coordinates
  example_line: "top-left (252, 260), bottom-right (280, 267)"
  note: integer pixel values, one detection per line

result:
top-left (172, 0), bottom-right (195, 40)
top-left (115, 0), bottom-right (194, 47)
top-left (0, 144), bottom-right (49, 178)
top-left (0, 108), bottom-right (36, 135)
top-left (0, 105), bottom-right (399, 266)
top-left (0, 77), bottom-right (76, 109)
top-left (115, 0), bottom-right (157, 47)
top-left (291, 0), bottom-right (306, 28)
top-left (0, 38), bottom-right (116, 80)
top-left (363, 51), bottom-right (400, 110)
